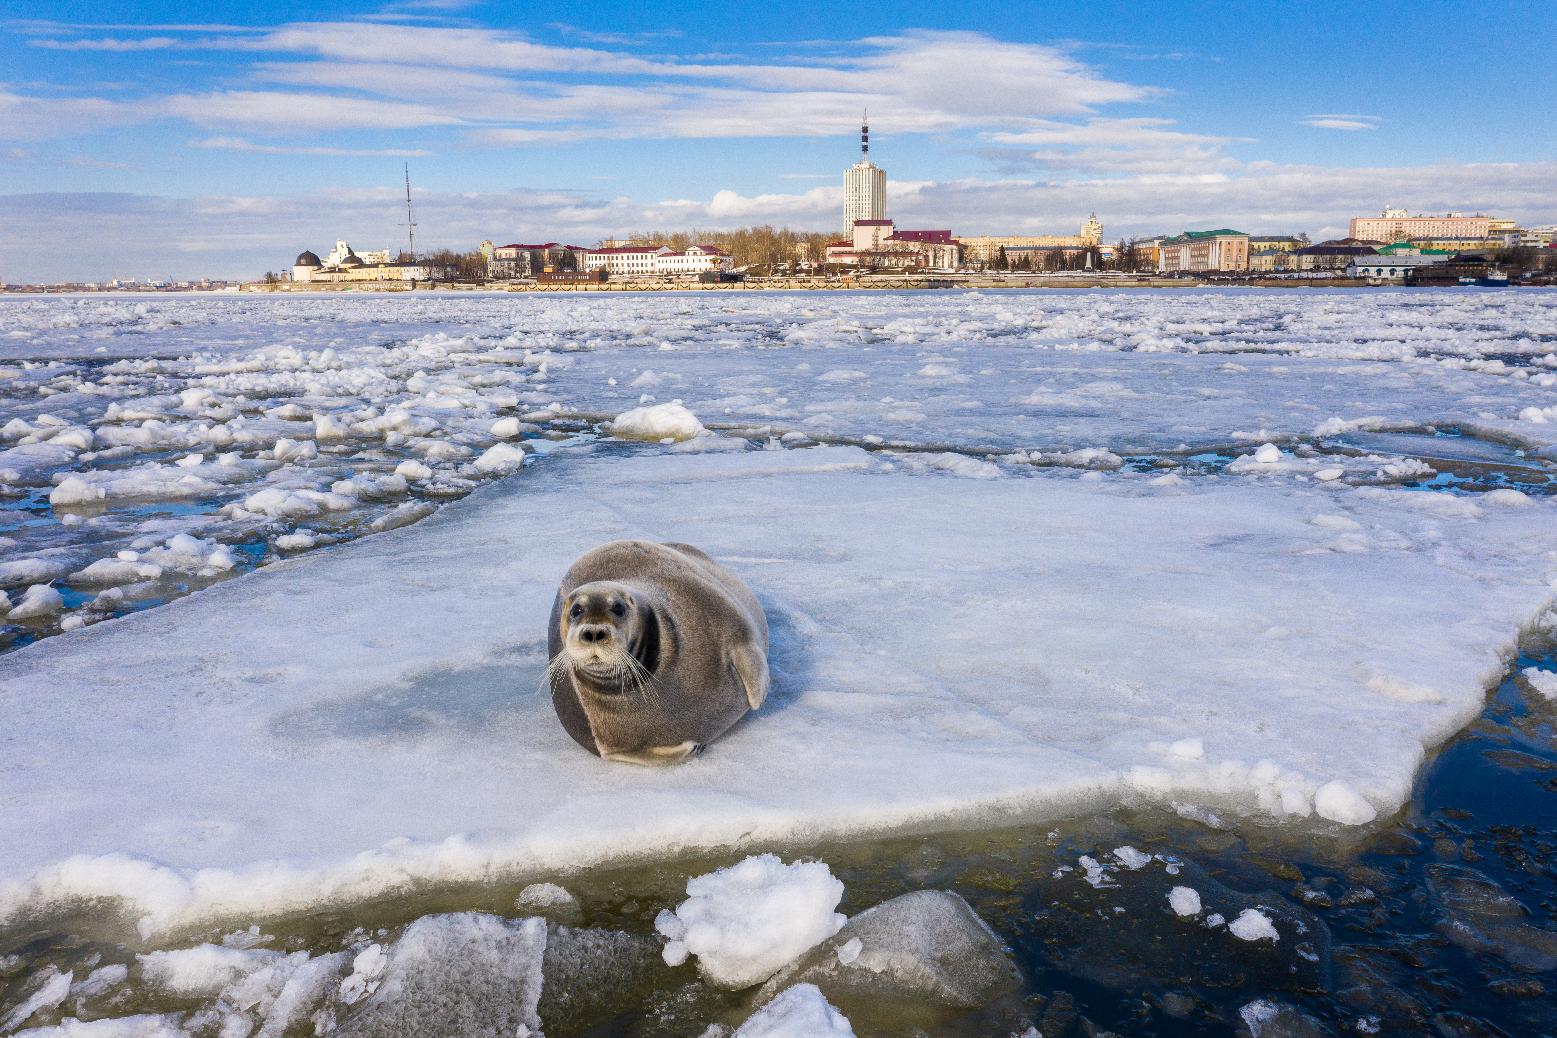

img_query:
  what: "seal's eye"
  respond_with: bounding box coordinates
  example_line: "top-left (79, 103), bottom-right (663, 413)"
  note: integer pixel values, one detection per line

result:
top-left (609, 601), bottom-right (627, 618)
top-left (569, 603), bottom-right (584, 620)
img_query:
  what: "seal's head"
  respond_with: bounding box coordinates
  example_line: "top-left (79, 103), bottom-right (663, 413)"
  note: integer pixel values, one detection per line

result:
top-left (557, 580), bottom-right (655, 687)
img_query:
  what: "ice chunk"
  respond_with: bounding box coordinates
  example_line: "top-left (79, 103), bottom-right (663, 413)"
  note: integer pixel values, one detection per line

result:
top-left (273, 531), bottom-right (318, 551)
top-left (238, 487), bottom-right (352, 518)
top-left (610, 401), bottom-right (706, 442)
top-left (370, 502), bottom-right (436, 533)
top-left (513, 882), bottom-right (578, 922)
top-left (47, 477), bottom-right (107, 507)
top-left (9, 584), bottom-right (64, 620)
top-left (471, 443), bottom-right (526, 474)
top-left (660, 855), bottom-right (845, 990)
top-left (754, 890), bottom-right (1020, 1019)
top-left (10, 1014), bottom-right (188, 1036)
top-left (338, 943), bottom-right (386, 1006)
top-left (70, 963), bottom-right (128, 1002)
top-left (313, 413), bottom-right (349, 441)
top-left (69, 559), bottom-right (162, 586)
top-left (894, 452), bottom-right (1001, 480)
top-left (1113, 846), bottom-right (1152, 870)
top-left (136, 944), bottom-right (281, 997)
top-left (1313, 781), bottom-right (1376, 825)
top-left (1168, 886), bottom-right (1202, 917)
top-left (1228, 908), bottom-right (1279, 942)
top-left (2, 966), bottom-right (73, 1031)
top-left (336, 913), bottom-right (544, 1038)
top-left (1237, 1000), bottom-right (1330, 1038)
top-left (1522, 668), bottom-right (1557, 700)
top-left (0, 558), bottom-right (71, 588)
top-left (394, 459), bottom-right (433, 481)
top-left (269, 438), bottom-right (317, 463)
top-left (734, 984), bottom-right (855, 1038)
top-left (490, 417), bottom-right (522, 439)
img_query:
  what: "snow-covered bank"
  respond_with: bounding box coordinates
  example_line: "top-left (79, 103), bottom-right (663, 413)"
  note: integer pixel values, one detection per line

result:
top-left (3, 446), bottom-right (1554, 934)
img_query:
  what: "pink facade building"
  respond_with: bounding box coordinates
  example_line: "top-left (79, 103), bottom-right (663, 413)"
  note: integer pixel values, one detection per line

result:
top-left (1348, 209), bottom-right (1492, 243)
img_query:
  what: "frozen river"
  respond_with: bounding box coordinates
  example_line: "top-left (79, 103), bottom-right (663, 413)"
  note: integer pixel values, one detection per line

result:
top-left (2, 289), bottom-right (1556, 1036)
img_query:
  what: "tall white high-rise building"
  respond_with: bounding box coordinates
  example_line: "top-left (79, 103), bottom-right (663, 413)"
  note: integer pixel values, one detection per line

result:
top-left (843, 112), bottom-right (886, 234)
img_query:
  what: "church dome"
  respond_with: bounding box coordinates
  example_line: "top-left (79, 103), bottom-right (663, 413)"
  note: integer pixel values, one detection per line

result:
top-left (339, 254), bottom-right (364, 267)
top-left (294, 251), bottom-right (321, 267)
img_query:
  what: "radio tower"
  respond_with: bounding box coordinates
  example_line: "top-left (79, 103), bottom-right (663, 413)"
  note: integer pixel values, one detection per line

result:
top-left (401, 163), bottom-right (418, 261)
top-left (861, 109), bottom-right (869, 156)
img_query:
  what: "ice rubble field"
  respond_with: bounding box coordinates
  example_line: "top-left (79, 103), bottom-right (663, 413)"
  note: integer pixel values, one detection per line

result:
top-left (1, 288), bottom-right (1557, 936)
top-left (4, 443), bottom-right (1557, 934)
top-left (3, 289), bottom-right (1557, 652)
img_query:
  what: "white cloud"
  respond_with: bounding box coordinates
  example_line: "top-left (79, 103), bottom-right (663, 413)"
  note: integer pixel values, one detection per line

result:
top-left (30, 36), bottom-right (184, 51)
top-left (1302, 114), bottom-right (1381, 131)
top-left (162, 91), bottom-right (463, 130)
top-left (191, 136), bottom-right (433, 157)
top-left (6, 159), bottom-right (1553, 282)
top-left (15, 24), bottom-right (1160, 142)
top-left (986, 117), bottom-right (1240, 174)
top-left (0, 90), bottom-right (142, 140)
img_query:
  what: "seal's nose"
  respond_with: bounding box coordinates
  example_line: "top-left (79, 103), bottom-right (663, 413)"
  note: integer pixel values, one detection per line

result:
top-left (577, 625), bottom-right (612, 645)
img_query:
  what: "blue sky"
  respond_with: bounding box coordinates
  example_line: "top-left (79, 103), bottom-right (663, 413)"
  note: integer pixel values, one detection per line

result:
top-left (3, 1), bottom-right (1554, 281)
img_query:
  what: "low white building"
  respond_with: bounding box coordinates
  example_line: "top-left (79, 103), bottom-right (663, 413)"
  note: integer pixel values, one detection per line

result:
top-left (1348, 254), bottom-right (1445, 281)
top-left (291, 241), bottom-right (432, 284)
top-left (582, 244), bottom-right (732, 277)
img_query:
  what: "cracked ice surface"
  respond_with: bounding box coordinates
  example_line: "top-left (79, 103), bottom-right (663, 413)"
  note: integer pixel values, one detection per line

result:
top-left (4, 289), bottom-right (1556, 652)
top-left (5, 291), bottom-right (1557, 454)
top-left (2, 446), bottom-right (1554, 933)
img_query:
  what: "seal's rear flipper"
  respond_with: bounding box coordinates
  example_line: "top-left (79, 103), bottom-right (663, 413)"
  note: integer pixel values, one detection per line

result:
top-left (731, 644), bottom-right (770, 710)
top-left (602, 741), bottom-right (701, 766)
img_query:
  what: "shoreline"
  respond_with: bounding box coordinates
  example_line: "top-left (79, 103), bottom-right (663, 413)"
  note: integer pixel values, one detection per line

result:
top-left (0, 277), bottom-right (1436, 296)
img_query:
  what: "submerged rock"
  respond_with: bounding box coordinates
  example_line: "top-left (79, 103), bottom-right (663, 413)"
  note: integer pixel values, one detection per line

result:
top-left (1427, 865), bottom-right (1557, 971)
top-left (336, 912), bottom-right (545, 1038)
top-left (537, 924), bottom-right (660, 1034)
top-left (750, 890), bottom-right (1023, 1032)
top-left (1236, 999), bottom-right (1334, 1037)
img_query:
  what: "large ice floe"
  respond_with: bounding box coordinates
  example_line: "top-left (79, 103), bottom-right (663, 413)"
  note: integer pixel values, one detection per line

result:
top-left (3, 434), bottom-right (1555, 933)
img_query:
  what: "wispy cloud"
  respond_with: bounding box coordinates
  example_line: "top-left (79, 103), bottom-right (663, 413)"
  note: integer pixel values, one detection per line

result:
top-left (163, 91), bottom-right (463, 130)
top-left (1301, 114), bottom-right (1381, 131)
top-left (8, 23), bottom-right (1162, 146)
top-left (30, 36), bottom-right (184, 51)
top-left (985, 118), bottom-right (1243, 175)
top-left (191, 136), bottom-right (433, 157)
top-left (547, 22), bottom-right (684, 47)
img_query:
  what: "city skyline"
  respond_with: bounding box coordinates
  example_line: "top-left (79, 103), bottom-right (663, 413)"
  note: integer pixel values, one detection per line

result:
top-left (2, 0), bottom-right (1555, 281)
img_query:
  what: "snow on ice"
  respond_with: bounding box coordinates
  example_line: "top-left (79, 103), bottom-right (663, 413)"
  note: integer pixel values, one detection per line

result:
top-left (0, 439), bottom-right (1554, 932)
top-left (655, 855), bottom-right (846, 989)
top-left (734, 983), bottom-right (855, 1038)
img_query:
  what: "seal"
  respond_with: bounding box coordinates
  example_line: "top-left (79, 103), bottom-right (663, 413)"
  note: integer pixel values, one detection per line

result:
top-left (547, 540), bottom-right (770, 765)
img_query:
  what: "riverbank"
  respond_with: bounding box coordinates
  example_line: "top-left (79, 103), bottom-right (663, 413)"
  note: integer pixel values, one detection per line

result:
top-left (231, 273), bottom-right (1387, 293)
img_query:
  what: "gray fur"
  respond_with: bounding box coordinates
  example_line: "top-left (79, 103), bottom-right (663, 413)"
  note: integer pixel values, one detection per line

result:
top-left (547, 540), bottom-right (770, 764)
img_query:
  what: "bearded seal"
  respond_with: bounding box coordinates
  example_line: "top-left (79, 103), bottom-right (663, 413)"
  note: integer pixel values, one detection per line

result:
top-left (547, 540), bottom-right (770, 765)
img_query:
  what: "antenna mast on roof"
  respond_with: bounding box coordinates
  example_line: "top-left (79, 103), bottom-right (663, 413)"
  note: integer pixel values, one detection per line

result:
top-left (861, 109), bottom-right (869, 157)
top-left (401, 163), bottom-right (418, 260)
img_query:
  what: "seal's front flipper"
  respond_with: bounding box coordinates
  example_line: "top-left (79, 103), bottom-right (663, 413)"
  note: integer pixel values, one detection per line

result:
top-left (731, 644), bottom-right (770, 710)
top-left (602, 740), bottom-right (701, 766)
